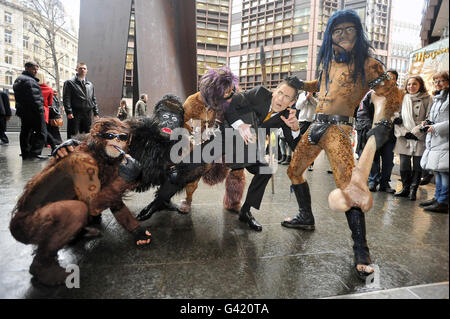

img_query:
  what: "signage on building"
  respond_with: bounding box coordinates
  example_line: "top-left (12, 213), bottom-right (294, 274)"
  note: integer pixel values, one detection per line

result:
top-left (409, 38), bottom-right (449, 91)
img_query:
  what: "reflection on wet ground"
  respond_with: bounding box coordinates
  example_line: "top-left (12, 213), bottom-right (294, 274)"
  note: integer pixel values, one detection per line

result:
top-left (0, 133), bottom-right (448, 298)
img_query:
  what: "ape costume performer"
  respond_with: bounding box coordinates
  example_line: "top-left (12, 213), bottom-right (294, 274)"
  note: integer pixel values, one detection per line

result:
top-left (178, 68), bottom-right (246, 214)
top-left (9, 118), bottom-right (151, 286)
top-left (281, 10), bottom-right (404, 280)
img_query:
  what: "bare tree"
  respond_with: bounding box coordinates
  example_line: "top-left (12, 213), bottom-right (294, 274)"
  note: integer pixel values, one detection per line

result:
top-left (23, 0), bottom-right (68, 98)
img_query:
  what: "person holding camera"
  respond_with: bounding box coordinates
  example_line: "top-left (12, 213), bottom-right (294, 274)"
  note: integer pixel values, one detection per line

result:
top-left (393, 76), bottom-right (432, 200)
top-left (419, 71), bottom-right (449, 213)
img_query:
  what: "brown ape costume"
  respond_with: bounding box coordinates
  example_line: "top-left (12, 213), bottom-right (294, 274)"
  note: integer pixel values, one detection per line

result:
top-left (9, 118), bottom-right (151, 286)
top-left (178, 91), bottom-right (246, 214)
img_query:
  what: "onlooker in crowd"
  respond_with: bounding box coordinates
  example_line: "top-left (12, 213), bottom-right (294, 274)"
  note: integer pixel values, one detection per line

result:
top-left (36, 73), bottom-right (61, 151)
top-left (117, 99), bottom-right (128, 121)
top-left (48, 91), bottom-right (63, 148)
top-left (419, 71), bottom-right (449, 213)
top-left (0, 90), bottom-right (11, 145)
top-left (13, 62), bottom-right (47, 160)
top-left (135, 94), bottom-right (148, 117)
top-left (393, 75), bottom-right (432, 200)
top-left (355, 70), bottom-right (398, 193)
top-left (63, 62), bottom-right (99, 139)
top-left (277, 128), bottom-right (292, 165)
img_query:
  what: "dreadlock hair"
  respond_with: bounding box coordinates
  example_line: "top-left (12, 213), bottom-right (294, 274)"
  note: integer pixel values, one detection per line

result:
top-left (317, 9), bottom-right (373, 90)
top-left (199, 67), bottom-right (238, 121)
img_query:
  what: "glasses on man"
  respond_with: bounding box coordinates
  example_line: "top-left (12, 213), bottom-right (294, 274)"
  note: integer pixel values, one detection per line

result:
top-left (433, 79), bottom-right (448, 85)
top-left (276, 90), bottom-right (294, 102)
top-left (332, 26), bottom-right (356, 37)
top-left (98, 133), bottom-right (129, 141)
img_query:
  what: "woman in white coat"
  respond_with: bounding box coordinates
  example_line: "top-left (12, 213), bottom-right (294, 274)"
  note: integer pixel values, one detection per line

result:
top-left (393, 76), bottom-right (432, 200)
top-left (420, 71), bottom-right (449, 213)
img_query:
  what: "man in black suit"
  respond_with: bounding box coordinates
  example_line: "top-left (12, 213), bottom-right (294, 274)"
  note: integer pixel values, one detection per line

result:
top-left (63, 62), bottom-right (99, 139)
top-left (224, 76), bottom-right (302, 231)
top-left (137, 77), bottom-right (302, 232)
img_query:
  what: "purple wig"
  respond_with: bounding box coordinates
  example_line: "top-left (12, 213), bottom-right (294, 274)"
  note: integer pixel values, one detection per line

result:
top-left (199, 67), bottom-right (238, 121)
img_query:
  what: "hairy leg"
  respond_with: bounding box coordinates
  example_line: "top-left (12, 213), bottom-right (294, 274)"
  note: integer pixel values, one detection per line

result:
top-left (287, 133), bottom-right (322, 184)
top-left (18, 200), bottom-right (89, 285)
top-left (223, 169), bottom-right (246, 212)
top-left (321, 126), bottom-right (374, 275)
top-left (179, 178), bottom-right (200, 213)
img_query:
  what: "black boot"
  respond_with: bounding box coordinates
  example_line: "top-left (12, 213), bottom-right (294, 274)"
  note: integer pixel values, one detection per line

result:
top-left (278, 154), bottom-right (286, 164)
top-left (281, 155), bottom-right (291, 165)
top-left (345, 207), bottom-right (373, 281)
top-left (420, 171), bottom-right (433, 185)
top-left (239, 208), bottom-right (262, 231)
top-left (394, 171), bottom-right (411, 197)
top-left (281, 183), bottom-right (315, 230)
top-left (408, 171), bottom-right (421, 201)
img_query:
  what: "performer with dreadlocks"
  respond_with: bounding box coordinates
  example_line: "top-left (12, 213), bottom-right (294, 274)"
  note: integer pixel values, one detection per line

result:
top-left (280, 10), bottom-right (404, 280)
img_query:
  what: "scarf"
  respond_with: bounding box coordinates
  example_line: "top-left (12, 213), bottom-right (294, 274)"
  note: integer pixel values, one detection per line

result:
top-left (400, 92), bottom-right (429, 152)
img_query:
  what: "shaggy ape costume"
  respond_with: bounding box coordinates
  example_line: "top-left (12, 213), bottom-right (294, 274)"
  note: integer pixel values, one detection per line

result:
top-left (10, 118), bottom-right (151, 286)
top-left (178, 68), bottom-right (246, 214)
top-left (281, 10), bottom-right (404, 280)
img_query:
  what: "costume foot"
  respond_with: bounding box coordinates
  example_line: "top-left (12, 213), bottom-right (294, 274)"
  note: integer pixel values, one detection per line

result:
top-left (281, 217), bottom-right (315, 230)
top-left (239, 209), bottom-right (262, 231)
top-left (30, 256), bottom-right (68, 286)
top-left (224, 204), bottom-right (240, 214)
top-left (178, 200), bottom-right (191, 214)
top-left (354, 264), bottom-right (374, 281)
top-left (137, 202), bottom-right (158, 221)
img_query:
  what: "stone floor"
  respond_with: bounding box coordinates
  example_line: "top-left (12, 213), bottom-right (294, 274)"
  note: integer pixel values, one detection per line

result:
top-left (0, 132), bottom-right (448, 299)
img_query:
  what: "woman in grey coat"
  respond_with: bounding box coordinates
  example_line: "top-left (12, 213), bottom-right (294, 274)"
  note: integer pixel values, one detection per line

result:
top-left (393, 76), bottom-right (432, 200)
top-left (420, 71), bottom-right (449, 213)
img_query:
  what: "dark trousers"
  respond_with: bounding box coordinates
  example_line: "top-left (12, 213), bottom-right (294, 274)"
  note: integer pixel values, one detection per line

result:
top-left (399, 154), bottom-right (422, 173)
top-left (19, 114), bottom-right (47, 157)
top-left (67, 111), bottom-right (92, 139)
top-left (0, 116), bottom-right (8, 143)
top-left (46, 123), bottom-right (62, 150)
top-left (240, 165), bottom-right (272, 210)
top-left (368, 139), bottom-right (395, 187)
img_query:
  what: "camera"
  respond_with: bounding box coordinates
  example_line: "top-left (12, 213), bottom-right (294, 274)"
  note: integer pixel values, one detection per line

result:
top-left (420, 119), bottom-right (434, 132)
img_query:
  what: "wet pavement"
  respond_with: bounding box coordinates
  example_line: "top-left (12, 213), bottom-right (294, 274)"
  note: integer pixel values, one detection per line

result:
top-left (0, 132), bottom-right (448, 299)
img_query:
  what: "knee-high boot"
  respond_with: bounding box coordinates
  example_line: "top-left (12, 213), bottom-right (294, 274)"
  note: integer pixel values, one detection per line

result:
top-left (281, 182), bottom-right (315, 230)
top-left (345, 207), bottom-right (372, 280)
top-left (394, 170), bottom-right (412, 197)
top-left (409, 171), bottom-right (422, 201)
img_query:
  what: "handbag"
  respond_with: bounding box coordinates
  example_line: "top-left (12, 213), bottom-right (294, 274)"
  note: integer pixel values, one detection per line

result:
top-left (49, 106), bottom-right (63, 127)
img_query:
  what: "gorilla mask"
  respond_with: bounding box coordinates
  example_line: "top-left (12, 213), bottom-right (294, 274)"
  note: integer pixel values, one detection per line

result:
top-left (152, 94), bottom-right (184, 138)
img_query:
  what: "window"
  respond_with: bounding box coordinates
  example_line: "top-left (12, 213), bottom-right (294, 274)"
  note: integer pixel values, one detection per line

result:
top-left (5, 72), bottom-right (13, 86)
top-left (5, 30), bottom-right (12, 44)
top-left (4, 52), bottom-right (13, 64)
top-left (33, 39), bottom-right (40, 53)
top-left (5, 12), bottom-right (12, 24)
top-left (23, 36), bottom-right (29, 49)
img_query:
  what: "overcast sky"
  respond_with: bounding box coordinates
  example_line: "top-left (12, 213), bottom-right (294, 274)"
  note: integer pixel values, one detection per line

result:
top-left (60, 0), bottom-right (80, 33)
top-left (58, 0), bottom-right (425, 36)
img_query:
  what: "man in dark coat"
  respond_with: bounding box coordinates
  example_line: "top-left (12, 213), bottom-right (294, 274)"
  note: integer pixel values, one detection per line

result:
top-left (13, 62), bottom-right (47, 159)
top-left (0, 90), bottom-right (12, 145)
top-left (63, 62), bottom-right (99, 139)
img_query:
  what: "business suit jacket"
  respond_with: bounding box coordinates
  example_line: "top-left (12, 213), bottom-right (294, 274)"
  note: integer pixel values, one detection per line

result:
top-left (225, 85), bottom-right (300, 150)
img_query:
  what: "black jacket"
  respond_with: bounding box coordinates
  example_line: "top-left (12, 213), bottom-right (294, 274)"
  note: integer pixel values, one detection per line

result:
top-left (225, 85), bottom-right (300, 150)
top-left (355, 91), bottom-right (395, 155)
top-left (63, 76), bottom-right (99, 116)
top-left (13, 71), bottom-right (44, 118)
top-left (0, 92), bottom-right (11, 117)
